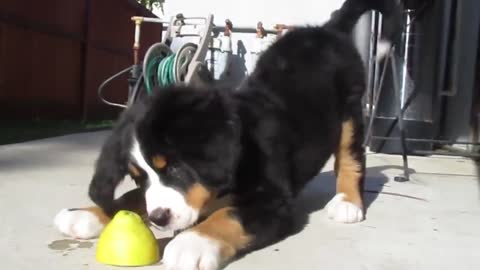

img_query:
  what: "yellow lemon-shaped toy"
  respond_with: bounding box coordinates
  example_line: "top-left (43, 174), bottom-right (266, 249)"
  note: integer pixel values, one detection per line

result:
top-left (96, 210), bottom-right (159, 266)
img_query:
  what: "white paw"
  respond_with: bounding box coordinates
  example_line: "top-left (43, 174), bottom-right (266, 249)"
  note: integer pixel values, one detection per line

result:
top-left (163, 231), bottom-right (221, 270)
top-left (54, 209), bottom-right (105, 239)
top-left (326, 193), bottom-right (364, 223)
top-left (376, 39), bottom-right (392, 60)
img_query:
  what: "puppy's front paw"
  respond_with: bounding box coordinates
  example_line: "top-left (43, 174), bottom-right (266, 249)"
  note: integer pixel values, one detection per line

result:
top-left (326, 193), bottom-right (364, 223)
top-left (163, 231), bottom-right (221, 270)
top-left (54, 208), bottom-right (106, 239)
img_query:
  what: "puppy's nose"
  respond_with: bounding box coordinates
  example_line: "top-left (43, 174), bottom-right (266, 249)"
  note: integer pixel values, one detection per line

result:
top-left (149, 208), bottom-right (171, 227)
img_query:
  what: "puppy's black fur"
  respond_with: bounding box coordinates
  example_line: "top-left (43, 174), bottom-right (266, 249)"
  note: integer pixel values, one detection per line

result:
top-left (88, 0), bottom-right (403, 256)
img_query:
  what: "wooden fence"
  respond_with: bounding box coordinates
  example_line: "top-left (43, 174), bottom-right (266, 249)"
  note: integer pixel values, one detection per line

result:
top-left (0, 0), bottom-right (162, 120)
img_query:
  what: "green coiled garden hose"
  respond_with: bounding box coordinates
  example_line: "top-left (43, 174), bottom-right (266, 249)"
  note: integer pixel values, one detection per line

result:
top-left (144, 53), bottom-right (177, 95)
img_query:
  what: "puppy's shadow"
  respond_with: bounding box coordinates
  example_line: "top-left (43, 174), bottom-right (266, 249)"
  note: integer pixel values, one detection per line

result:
top-left (155, 237), bottom-right (172, 264)
top-left (236, 165), bottom-right (402, 263)
top-left (155, 165), bottom-right (410, 268)
top-left (157, 237), bottom-right (172, 249)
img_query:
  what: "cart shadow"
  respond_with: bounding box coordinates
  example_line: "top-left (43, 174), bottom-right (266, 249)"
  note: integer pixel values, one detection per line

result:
top-left (296, 165), bottom-right (399, 215)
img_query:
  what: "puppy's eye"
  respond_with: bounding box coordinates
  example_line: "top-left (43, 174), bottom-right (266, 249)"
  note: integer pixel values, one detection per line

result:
top-left (152, 155), bottom-right (167, 169)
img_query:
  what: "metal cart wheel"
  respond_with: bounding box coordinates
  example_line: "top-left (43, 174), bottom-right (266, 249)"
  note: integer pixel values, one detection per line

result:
top-left (174, 42), bottom-right (198, 84)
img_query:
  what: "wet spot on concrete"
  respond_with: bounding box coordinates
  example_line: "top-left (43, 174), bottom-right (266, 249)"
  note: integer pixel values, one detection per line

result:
top-left (48, 239), bottom-right (93, 251)
top-left (78, 241), bottom-right (93, 248)
top-left (48, 239), bottom-right (77, 251)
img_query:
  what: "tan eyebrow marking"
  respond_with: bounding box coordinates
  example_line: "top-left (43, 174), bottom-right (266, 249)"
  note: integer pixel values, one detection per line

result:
top-left (152, 155), bottom-right (167, 169)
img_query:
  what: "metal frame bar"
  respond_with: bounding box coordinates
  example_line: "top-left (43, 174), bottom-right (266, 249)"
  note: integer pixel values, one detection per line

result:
top-left (390, 48), bottom-right (410, 182)
top-left (370, 136), bottom-right (480, 145)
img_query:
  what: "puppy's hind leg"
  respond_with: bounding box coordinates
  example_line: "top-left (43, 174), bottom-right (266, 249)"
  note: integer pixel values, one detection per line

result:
top-left (328, 117), bottom-right (365, 223)
top-left (54, 188), bottom-right (146, 239)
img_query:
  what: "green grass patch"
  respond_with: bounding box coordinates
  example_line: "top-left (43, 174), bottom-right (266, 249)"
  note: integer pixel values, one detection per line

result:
top-left (1, 120), bottom-right (114, 145)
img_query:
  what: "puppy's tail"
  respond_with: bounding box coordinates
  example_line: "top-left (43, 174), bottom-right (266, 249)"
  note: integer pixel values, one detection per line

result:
top-left (325, 0), bottom-right (404, 58)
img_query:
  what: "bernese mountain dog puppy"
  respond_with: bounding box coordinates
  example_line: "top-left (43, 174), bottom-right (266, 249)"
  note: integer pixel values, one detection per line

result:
top-left (55, 0), bottom-right (402, 269)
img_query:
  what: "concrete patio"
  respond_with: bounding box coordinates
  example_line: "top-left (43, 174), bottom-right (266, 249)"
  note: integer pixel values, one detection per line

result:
top-left (1, 131), bottom-right (479, 270)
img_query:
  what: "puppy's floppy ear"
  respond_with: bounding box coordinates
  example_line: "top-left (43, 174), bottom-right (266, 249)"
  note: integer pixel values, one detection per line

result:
top-left (88, 104), bottom-right (144, 216)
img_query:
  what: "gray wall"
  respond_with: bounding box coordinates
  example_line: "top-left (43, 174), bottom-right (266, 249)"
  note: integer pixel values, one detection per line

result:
top-left (443, 0), bottom-right (480, 143)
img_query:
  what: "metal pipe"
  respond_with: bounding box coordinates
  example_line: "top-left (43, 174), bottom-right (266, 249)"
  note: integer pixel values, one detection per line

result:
top-left (131, 16), bottom-right (169, 24)
top-left (399, 9), bottom-right (413, 106)
top-left (363, 43), bottom-right (391, 147)
top-left (212, 25), bottom-right (279, 35)
top-left (133, 19), bottom-right (141, 65)
top-left (131, 16), bottom-right (208, 25)
top-left (370, 136), bottom-right (480, 145)
top-left (390, 48), bottom-right (410, 181)
top-left (132, 16), bottom-right (284, 36)
top-left (412, 150), bottom-right (480, 158)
